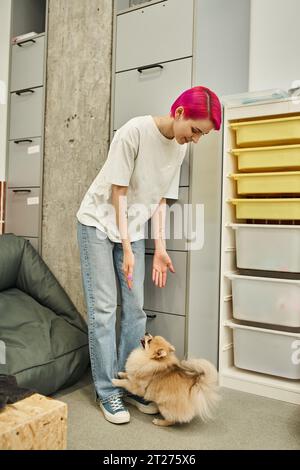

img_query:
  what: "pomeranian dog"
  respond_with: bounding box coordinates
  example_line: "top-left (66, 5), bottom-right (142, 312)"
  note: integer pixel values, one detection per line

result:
top-left (112, 333), bottom-right (219, 426)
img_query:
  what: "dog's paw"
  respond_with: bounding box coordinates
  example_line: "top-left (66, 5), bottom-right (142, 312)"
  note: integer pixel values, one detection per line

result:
top-left (152, 418), bottom-right (175, 427)
top-left (112, 378), bottom-right (120, 386)
top-left (118, 372), bottom-right (127, 378)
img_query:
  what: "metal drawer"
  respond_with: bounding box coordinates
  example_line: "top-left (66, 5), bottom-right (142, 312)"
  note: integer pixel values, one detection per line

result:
top-left (5, 188), bottom-right (40, 237)
top-left (144, 250), bottom-right (187, 315)
top-left (11, 36), bottom-right (45, 92)
top-left (9, 87), bottom-right (44, 140)
top-left (116, 0), bottom-right (193, 72)
top-left (114, 57), bottom-right (192, 130)
top-left (146, 310), bottom-right (185, 359)
top-left (146, 187), bottom-right (189, 251)
top-left (116, 309), bottom-right (185, 359)
top-left (8, 138), bottom-right (42, 188)
top-left (180, 149), bottom-right (190, 187)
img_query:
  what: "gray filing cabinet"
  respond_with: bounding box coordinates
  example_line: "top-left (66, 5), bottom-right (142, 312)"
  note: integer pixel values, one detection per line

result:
top-left (112, 0), bottom-right (250, 363)
top-left (5, 0), bottom-right (48, 253)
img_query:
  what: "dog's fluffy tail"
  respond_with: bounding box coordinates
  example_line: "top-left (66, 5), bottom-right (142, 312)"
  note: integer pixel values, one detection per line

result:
top-left (181, 358), bottom-right (220, 422)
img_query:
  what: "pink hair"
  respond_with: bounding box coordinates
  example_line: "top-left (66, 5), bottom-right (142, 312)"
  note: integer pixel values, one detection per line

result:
top-left (170, 86), bottom-right (222, 131)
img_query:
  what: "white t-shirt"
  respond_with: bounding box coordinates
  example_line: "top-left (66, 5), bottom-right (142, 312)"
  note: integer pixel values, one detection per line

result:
top-left (76, 115), bottom-right (187, 242)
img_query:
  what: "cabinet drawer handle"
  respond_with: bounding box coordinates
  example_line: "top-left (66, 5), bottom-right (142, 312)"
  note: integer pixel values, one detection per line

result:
top-left (17, 39), bottom-right (36, 47)
top-left (12, 189), bottom-right (32, 193)
top-left (146, 314), bottom-right (157, 319)
top-left (137, 64), bottom-right (164, 73)
top-left (16, 89), bottom-right (35, 96)
top-left (14, 139), bottom-right (33, 144)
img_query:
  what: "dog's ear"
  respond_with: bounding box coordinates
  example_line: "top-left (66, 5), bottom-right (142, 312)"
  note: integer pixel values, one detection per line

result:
top-left (169, 344), bottom-right (175, 352)
top-left (154, 348), bottom-right (167, 359)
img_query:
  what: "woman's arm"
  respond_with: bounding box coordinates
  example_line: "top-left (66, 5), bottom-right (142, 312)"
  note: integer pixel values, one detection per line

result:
top-left (111, 184), bottom-right (134, 289)
top-left (152, 197), bottom-right (167, 252)
top-left (151, 198), bottom-right (175, 288)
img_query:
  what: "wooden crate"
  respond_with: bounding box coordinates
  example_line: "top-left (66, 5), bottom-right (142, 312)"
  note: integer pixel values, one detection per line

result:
top-left (0, 393), bottom-right (67, 450)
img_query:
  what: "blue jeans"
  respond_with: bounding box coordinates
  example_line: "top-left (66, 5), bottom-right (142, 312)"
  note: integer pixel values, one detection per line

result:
top-left (77, 222), bottom-right (146, 403)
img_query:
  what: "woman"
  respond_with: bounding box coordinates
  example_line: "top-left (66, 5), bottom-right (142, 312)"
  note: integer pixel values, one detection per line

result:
top-left (77, 86), bottom-right (222, 424)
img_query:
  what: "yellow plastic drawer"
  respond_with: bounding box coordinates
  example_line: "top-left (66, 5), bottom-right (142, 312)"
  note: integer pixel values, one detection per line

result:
top-left (231, 144), bottom-right (300, 172)
top-left (230, 171), bottom-right (300, 195)
top-left (230, 116), bottom-right (300, 147)
top-left (230, 198), bottom-right (300, 220)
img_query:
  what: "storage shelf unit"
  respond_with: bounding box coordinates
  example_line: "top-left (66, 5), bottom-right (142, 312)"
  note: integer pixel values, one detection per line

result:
top-left (219, 97), bottom-right (300, 404)
top-left (113, 0), bottom-right (250, 362)
top-left (4, 0), bottom-right (48, 253)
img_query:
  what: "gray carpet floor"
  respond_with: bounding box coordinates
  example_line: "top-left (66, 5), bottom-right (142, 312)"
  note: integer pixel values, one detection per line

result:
top-left (54, 370), bottom-right (300, 450)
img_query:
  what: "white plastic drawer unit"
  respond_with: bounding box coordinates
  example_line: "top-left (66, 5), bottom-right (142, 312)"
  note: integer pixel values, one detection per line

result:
top-left (9, 87), bottom-right (44, 140)
top-left (116, 0), bottom-right (194, 72)
top-left (5, 188), bottom-right (40, 237)
top-left (114, 57), bottom-right (192, 130)
top-left (230, 224), bottom-right (300, 273)
top-left (227, 321), bottom-right (300, 380)
top-left (145, 310), bottom-right (185, 359)
top-left (226, 273), bottom-right (300, 329)
top-left (144, 250), bottom-right (187, 316)
top-left (10, 35), bottom-right (45, 92)
top-left (8, 138), bottom-right (42, 188)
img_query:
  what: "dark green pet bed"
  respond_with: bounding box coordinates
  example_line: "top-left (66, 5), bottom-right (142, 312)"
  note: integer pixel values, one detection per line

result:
top-left (0, 234), bottom-right (89, 395)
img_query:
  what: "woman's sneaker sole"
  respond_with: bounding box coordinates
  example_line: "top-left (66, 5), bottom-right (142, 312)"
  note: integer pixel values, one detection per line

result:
top-left (124, 396), bottom-right (159, 414)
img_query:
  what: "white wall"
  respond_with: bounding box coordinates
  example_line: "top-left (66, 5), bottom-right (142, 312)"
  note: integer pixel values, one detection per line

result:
top-left (249, 0), bottom-right (300, 92)
top-left (0, 0), bottom-right (11, 181)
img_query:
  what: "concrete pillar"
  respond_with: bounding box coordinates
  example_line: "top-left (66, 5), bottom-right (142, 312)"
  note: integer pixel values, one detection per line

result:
top-left (43, 0), bottom-right (113, 316)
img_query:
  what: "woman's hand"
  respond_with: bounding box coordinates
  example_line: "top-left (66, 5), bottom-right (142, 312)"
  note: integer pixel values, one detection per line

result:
top-left (152, 249), bottom-right (175, 288)
top-left (123, 249), bottom-right (135, 290)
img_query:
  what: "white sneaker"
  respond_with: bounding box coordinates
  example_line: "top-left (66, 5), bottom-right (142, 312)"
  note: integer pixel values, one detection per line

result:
top-left (124, 394), bottom-right (159, 414)
top-left (99, 396), bottom-right (130, 424)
